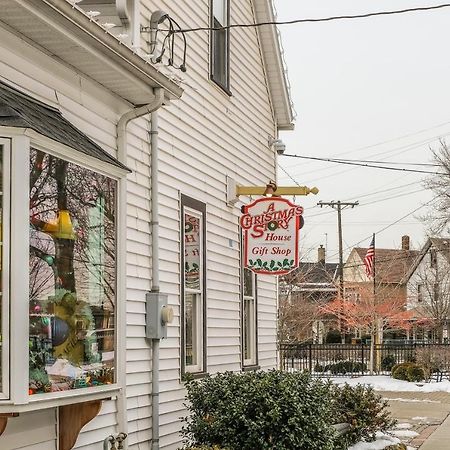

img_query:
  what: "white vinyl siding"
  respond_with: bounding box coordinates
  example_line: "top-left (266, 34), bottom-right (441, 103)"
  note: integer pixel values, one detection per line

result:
top-left (0, 0), bottom-right (279, 448)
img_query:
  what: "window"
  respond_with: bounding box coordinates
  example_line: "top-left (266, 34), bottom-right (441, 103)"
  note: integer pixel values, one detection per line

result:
top-left (431, 249), bottom-right (437, 269)
top-left (181, 195), bottom-right (206, 375)
top-left (0, 140), bottom-right (10, 398)
top-left (417, 284), bottom-right (423, 303)
top-left (210, 0), bottom-right (230, 91)
top-left (29, 149), bottom-right (117, 394)
top-left (242, 268), bottom-right (257, 367)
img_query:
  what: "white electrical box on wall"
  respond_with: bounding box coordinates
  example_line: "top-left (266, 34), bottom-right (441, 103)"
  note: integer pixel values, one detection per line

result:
top-left (146, 292), bottom-right (173, 339)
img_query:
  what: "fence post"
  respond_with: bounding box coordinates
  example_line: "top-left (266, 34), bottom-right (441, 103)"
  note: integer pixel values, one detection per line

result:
top-left (309, 344), bottom-right (312, 372)
top-left (361, 343), bottom-right (365, 374)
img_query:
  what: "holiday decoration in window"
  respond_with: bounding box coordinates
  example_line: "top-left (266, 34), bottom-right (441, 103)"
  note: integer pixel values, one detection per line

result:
top-left (29, 149), bottom-right (117, 394)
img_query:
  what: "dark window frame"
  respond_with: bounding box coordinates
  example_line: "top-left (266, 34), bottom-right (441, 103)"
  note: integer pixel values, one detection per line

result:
top-left (180, 194), bottom-right (207, 377)
top-left (210, 0), bottom-right (231, 94)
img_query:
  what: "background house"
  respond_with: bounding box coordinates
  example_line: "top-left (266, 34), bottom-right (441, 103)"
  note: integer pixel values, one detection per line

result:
top-left (0, 1), bottom-right (293, 449)
top-left (404, 237), bottom-right (450, 342)
top-left (341, 235), bottom-right (419, 341)
top-left (279, 245), bottom-right (338, 343)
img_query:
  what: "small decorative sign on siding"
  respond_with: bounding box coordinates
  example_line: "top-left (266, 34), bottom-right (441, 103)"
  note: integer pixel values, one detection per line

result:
top-left (240, 197), bottom-right (303, 275)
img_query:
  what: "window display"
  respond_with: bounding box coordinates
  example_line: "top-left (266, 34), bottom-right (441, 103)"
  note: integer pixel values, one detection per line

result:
top-left (29, 149), bottom-right (116, 394)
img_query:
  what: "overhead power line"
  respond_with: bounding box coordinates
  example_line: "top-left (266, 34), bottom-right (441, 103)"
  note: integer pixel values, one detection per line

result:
top-left (171, 4), bottom-right (450, 33)
top-left (334, 158), bottom-right (438, 167)
top-left (282, 154), bottom-right (446, 176)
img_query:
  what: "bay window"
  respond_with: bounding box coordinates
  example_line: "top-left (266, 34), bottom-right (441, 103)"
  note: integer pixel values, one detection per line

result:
top-left (0, 80), bottom-right (127, 410)
top-left (29, 150), bottom-right (117, 394)
top-left (181, 195), bottom-right (206, 375)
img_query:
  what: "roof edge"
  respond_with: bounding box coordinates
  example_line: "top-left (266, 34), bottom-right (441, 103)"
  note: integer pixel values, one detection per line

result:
top-left (253, 0), bottom-right (294, 130)
top-left (16, 0), bottom-right (183, 102)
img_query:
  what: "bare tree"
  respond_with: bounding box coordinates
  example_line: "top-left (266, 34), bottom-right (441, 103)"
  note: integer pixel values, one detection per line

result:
top-left (278, 262), bottom-right (336, 343)
top-left (424, 140), bottom-right (450, 233)
top-left (411, 259), bottom-right (450, 342)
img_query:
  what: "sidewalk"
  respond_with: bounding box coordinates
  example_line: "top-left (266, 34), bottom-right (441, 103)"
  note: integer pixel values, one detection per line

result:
top-left (378, 390), bottom-right (450, 449)
top-left (418, 413), bottom-right (450, 449)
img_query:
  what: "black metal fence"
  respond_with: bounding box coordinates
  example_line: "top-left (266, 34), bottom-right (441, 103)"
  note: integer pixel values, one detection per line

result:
top-left (280, 342), bottom-right (450, 377)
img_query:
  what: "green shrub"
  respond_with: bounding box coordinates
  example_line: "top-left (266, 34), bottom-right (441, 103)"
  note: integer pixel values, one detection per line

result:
top-left (381, 355), bottom-right (397, 371)
top-left (407, 364), bottom-right (426, 382)
top-left (392, 362), bottom-right (425, 382)
top-left (326, 329), bottom-right (342, 343)
top-left (328, 361), bottom-right (366, 375)
top-left (331, 383), bottom-right (396, 449)
top-left (392, 362), bottom-right (412, 381)
top-left (182, 370), bottom-right (337, 450)
top-left (186, 447), bottom-right (227, 450)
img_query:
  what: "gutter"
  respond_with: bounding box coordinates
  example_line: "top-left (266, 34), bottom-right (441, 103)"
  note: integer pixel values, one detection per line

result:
top-left (117, 88), bottom-right (165, 449)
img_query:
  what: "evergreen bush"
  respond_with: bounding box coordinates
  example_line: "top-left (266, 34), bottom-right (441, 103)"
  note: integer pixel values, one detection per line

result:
top-left (182, 370), bottom-right (337, 450)
top-left (392, 362), bottom-right (425, 382)
top-left (331, 383), bottom-right (396, 449)
top-left (182, 370), bottom-right (395, 450)
top-left (407, 364), bottom-right (426, 382)
top-left (381, 354), bottom-right (397, 371)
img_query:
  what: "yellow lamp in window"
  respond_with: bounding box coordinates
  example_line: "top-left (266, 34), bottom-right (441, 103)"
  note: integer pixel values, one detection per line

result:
top-left (43, 210), bottom-right (76, 240)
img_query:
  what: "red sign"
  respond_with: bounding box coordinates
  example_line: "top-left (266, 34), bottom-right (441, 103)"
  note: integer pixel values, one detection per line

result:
top-left (240, 197), bottom-right (303, 275)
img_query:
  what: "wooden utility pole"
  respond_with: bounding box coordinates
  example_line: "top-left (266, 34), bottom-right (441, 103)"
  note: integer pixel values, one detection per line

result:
top-left (317, 201), bottom-right (359, 298)
top-left (318, 200), bottom-right (358, 343)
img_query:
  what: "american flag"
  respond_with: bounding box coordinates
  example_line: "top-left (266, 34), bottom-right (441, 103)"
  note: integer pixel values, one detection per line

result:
top-left (364, 237), bottom-right (375, 278)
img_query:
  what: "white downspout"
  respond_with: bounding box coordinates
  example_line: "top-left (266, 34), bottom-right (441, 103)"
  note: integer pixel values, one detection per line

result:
top-left (117, 88), bottom-right (165, 449)
top-left (149, 109), bottom-right (161, 450)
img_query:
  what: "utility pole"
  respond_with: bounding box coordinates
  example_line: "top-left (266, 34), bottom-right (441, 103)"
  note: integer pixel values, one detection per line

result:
top-left (318, 200), bottom-right (358, 344)
top-left (317, 201), bottom-right (359, 299)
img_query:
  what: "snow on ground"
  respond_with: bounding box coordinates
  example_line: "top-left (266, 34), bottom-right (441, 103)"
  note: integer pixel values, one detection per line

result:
top-left (383, 397), bottom-right (440, 403)
top-left (330, 375), bottom-right (450, 392)
top-left (348, 432), bottom-right (401, 450)
top-left (391, 429), bottom-right (419, 438)
top-left (396, 423), bottom-right (413, 429)
top-left (412, 416), bottom-right (430, 422)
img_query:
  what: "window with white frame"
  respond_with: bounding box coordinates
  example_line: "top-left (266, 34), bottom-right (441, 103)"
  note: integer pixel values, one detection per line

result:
top-left (181, 195), bottom-right (206, 375)
top-left (28, 149), bottom-right (117, 394)
top-left (242, 267), bottom-right (257, 367)
top-left (210, 0), bottom-right (230, 91)
top-left (0, 140), bottom-right (10, 398)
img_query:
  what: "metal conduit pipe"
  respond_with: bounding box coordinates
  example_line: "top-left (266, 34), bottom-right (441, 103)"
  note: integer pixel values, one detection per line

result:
top-left (117, 88), bottom-right (165, 449)
top-left (150, 109), bottom-right (161, 450)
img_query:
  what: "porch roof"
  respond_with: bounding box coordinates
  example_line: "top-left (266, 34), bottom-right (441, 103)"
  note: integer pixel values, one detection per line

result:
top-left (0, 81), bottom-right (130, 172)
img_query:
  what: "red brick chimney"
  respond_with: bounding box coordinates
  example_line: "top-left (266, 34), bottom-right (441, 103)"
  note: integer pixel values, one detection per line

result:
top-left (402, 235), bottom-right (410, 250)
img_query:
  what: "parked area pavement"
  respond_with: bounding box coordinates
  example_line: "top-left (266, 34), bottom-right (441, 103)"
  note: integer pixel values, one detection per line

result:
top-left (379, 390), bottom-right (450, 449)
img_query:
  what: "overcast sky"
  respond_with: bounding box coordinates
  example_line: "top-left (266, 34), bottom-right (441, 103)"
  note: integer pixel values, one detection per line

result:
top-left (273, 0), bottom-right (450, 262)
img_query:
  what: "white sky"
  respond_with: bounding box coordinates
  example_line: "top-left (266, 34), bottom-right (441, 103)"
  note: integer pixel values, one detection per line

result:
top-left (273, 0), bottom-right (450, 262)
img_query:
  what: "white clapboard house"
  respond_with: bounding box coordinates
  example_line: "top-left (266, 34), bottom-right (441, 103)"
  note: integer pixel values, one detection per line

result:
top-left (0, 0), bottom-right (293, 449)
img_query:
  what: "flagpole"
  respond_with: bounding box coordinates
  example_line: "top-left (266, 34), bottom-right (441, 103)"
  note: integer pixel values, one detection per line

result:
top-left (370, 233), bottom-right (376, 374)
top-left (372, 233), bottom-right (376, 296)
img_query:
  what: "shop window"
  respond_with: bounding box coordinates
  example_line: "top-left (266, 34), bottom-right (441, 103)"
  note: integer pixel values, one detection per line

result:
top-left (29, 149), bottom-right (117, 394)
top-left (181, 195), bottom-right (206, 375)
top-left (242, 267), bottom-right (257, 367)
top-left (210, 0), bottom-right (230, 91)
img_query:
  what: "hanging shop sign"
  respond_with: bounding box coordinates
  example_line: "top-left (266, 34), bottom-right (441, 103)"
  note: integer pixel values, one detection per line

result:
top-left (240, 197), bottom-right (303, 275)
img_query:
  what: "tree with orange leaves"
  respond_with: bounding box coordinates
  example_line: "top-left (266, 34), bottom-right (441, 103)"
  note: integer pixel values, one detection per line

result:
top-left (320, 283), bottom-right (414, 372)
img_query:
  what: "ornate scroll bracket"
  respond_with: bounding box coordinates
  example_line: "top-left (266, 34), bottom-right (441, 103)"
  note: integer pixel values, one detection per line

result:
top-left (59, 400), bottom-right (102, 450)
top-left (0, 413), bottom-right (19, 436)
